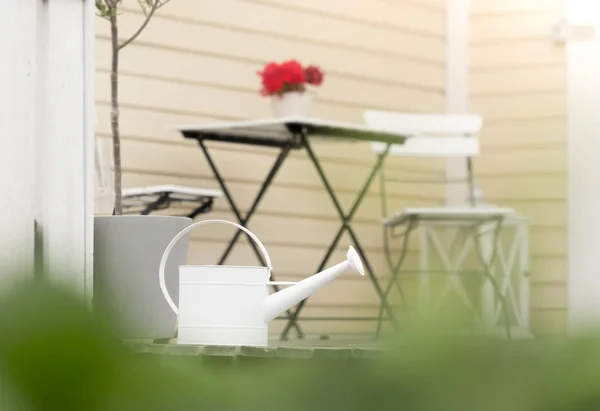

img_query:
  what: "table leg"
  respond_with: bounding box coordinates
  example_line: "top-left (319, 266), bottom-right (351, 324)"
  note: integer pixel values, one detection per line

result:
top-left (140, 193), bottom-right (170, 215)
top-left (217, 144), bottom-right (292, 265)
top-left (280, 137), bottom-right (396, 340)
top-left (376, 219), bottom-right (417, 337)
top-left (187, 198), bottom-right (214, 219)
top-left (472, 217), bottom-right (512, 339)
top-left (196, 139), bottom-right (303, 337)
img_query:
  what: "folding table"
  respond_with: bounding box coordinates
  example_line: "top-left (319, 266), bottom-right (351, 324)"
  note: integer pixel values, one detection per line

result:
top-left (171, 117), bottom-right (408, 339)
top-left (122, 185), bottom-right (223, 218)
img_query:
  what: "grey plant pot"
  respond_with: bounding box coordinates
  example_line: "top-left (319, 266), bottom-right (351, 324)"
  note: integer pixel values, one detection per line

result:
top-left (93, 215), bottom-right (192, 339)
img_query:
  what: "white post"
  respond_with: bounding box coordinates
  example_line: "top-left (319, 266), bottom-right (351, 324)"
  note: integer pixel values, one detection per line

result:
top-left (566, 1), bottom-right (600, 332)
top-left (0, 1), bottom-right (39, 278)
top-left (38, 0), bottom-right (95, 299)
top-left (445, 0), bottom-right (471, 206)
top-left (0, 0), bottom-right (95, 300)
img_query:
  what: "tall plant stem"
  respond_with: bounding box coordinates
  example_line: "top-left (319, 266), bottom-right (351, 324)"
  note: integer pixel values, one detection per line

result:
top-left (109, 12), bottom-right (122, 215)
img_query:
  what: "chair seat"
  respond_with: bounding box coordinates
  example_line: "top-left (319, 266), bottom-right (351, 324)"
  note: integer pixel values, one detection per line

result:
top-left (382, 206), bottom-right (521, 227)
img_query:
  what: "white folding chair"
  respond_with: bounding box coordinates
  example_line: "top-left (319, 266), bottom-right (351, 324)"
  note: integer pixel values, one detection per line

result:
top-left (367, 110), bottom-right (482, 206)
top-left (364, 110), bottom-right (530, 339)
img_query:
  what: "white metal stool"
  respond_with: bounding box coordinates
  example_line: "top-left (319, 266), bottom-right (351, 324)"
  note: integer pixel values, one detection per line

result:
top-left (364, 110), bottom-right (531, 339)
top-left (381, 208), bottom-right (531, 339)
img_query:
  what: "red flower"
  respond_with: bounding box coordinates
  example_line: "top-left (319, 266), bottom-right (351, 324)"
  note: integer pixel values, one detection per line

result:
top-left (258, 60), bottom-right (325, 96)
top-left (258, 62), bottom-right (284, 96)
top-left (304, 65), bottom-right (324, 86)
top-left (279, 60), bottom-right (305, 85)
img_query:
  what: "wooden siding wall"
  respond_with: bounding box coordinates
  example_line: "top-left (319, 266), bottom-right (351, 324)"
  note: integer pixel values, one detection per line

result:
top-left (470, 0), bottom-right (567, 335)
top-left (95, 0), bottom-right (447, 337)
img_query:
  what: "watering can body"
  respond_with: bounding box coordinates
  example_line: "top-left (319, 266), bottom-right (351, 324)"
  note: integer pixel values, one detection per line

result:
top-left (159, 220), bottom-right (364, 347)
top-left (178, 265), bottom-right (270, 346)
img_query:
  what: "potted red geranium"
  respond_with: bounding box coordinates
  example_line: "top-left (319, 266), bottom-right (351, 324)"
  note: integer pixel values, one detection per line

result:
top-left (258, 60), bottom-right (325, 118)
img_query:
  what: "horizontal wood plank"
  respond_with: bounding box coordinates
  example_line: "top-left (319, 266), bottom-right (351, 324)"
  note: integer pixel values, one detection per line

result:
top-left (471, 11), bottom-right (563, 41)
top-left (471, 0), bottom-right (563, 15)
top-left (96, 40), bottom-right (445, 114)
top-left (529, 309), bottom-right (566, 335)
top-left (471, 41), bottom-right (564, 70)
top-left (120, 0), bottom-right (445, 60)
top-left (414, 0), bottom-right (445, 8)
top-left (471, 67), bottom-right (566, 95)
top-left (474, 147), bottom-right (567, 176)
top-left (410, 0), bottom-right (445, 9)
top-left (489, 199), bottom-right (566, 227)
top-left (478, 174), bottom-right (566, 200)
top-left (529, 257), bottom-right (566, 283)
top-left (471, 93), bottom-right (566, 120)
top-left (529, 228), bottom-right (566, 257)
top-left (477, 118), bottom-right (567, 148)
top-left (96, 13), bottom-right (444, 89)
top-left (530, 283), bottom-right (566, 309)
top-left (241, 0), bottom-right (445, 34)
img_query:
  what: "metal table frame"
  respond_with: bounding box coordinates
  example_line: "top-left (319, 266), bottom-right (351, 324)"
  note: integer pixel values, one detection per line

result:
top-left (174, 118), bottom-right (407, 340)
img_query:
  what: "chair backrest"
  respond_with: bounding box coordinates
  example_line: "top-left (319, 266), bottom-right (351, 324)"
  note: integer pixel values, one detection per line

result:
top-left (364, 110), bottom-right (482, 158)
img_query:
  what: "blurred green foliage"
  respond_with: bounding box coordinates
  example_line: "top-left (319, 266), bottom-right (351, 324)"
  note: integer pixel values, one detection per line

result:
top-left (1, 276), bottom-right (600, 410)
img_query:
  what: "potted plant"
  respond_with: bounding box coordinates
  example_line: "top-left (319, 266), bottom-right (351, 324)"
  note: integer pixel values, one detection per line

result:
top-left (258, 60), bottom-right (325, 117)
top-left (94, 0), bottom-right (192, 341)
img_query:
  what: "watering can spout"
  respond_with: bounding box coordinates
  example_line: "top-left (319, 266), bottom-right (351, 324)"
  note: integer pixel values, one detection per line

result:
top-left (262, 246), bottom-right (364, 323)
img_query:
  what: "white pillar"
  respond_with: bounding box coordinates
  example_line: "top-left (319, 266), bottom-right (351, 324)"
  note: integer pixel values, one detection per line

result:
top-left (445, 0), bottom-right (471, 206)
top-left (566, 0), bottom-right (600, 331)
top-left (0, 0), bottom-right (95, 300)
top-left (0, 1), bottom-right (39, 278)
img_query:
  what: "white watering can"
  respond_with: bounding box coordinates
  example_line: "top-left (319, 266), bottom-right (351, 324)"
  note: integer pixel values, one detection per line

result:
top-left (159, 219), bottom-right (364, 347)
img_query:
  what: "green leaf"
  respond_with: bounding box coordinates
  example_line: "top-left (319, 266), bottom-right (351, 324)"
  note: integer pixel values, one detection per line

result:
top-left (95, 0), bottom-right (111, 17)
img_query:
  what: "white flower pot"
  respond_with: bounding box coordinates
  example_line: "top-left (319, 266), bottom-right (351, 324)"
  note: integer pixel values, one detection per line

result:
top-left (270, 91), bottom-right (311, 118)
top-left (94, 215), bottom-right (192, 339)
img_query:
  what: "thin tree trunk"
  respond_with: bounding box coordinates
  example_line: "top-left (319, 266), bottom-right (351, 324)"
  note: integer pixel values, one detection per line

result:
top-left (109, 12), bottom-right (122, 215)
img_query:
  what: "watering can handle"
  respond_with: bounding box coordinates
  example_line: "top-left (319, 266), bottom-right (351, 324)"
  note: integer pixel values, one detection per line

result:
top-left (159, 219), bottom-right (273, 315)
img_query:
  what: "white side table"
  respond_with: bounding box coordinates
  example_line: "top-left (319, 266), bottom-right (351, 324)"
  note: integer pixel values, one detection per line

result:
top-left (380, 207), bottom-right (531, 339)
